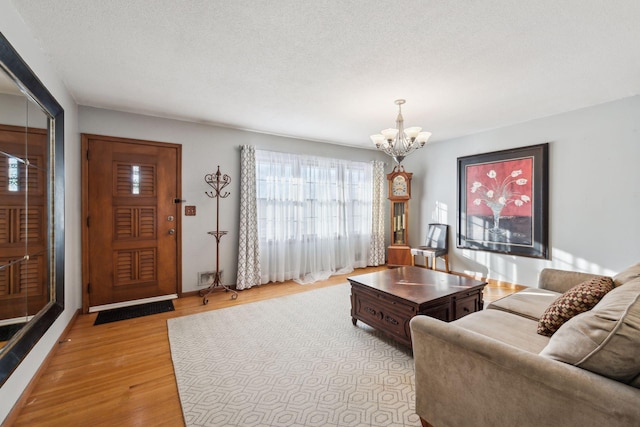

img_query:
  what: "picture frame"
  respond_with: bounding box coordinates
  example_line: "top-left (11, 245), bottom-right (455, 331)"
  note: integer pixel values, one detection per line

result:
top-left (457, 143), bottom-right (549, 259)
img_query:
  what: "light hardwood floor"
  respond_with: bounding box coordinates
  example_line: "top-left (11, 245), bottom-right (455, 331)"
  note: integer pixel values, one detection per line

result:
top-left (8, 266), bottom-right (523, 426)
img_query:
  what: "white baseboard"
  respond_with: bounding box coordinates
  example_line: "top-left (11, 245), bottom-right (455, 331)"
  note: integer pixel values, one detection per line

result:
top-left (89, 294), bottom-right (178, 313)
top-left (0, 315), bottom-right (34, 327)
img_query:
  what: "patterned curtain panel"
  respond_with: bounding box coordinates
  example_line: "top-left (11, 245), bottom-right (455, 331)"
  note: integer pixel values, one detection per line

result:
top-left (255, 150), bottom-right (374, 284)
top-left (369, 160), bottom-right (386, 266)
top-left (236, 145), bottom-right (261, 290)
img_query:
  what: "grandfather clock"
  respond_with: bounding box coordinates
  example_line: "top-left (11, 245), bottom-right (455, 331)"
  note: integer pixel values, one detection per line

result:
top-left (387, 165), bottom-right (413, 267)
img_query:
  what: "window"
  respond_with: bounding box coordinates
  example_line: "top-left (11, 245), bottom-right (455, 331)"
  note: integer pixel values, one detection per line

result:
top-left (7, 157), bottom-right (19, 192)
top-left (255, 150), bottom-right (373, 284)
top-left (131, 165), bottom-right (140, 195)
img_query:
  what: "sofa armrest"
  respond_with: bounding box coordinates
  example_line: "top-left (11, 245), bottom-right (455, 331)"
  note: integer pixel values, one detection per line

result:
top-left (409, 315), bottom-right (640, 427)
top-left (537, 268), bottom-right (603, 293)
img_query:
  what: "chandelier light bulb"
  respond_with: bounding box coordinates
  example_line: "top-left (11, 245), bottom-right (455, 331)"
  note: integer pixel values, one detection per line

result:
top-left (416, 131), bottom-right (432, 145)
top-left (370, 134), bottom-right (386, 148)
top-left (404, 127), bottom-right (422, 140)
top-left (381, 128), bottom-right (399, 141)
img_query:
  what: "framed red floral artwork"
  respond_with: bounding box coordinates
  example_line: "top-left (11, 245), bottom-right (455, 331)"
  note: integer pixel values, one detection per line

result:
top-left (457, 143), bottom-right (549, 258)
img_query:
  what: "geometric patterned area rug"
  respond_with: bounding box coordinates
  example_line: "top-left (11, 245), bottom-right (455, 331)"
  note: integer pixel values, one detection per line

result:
top-left (167, 283), bottom-right (419, 426)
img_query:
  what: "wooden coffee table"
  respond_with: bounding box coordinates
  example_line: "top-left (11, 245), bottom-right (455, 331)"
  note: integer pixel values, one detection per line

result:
top-left (348, 266), bottom-right (487, 348)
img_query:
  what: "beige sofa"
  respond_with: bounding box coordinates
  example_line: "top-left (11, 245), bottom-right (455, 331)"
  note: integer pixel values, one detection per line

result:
top-left (410, 263), bottom-right (640, 427)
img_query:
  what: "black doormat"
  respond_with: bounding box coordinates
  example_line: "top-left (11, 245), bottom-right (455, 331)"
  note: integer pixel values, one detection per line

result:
top-left (94, 300), bottom-right (175, 325)
top-left (0, 322), bottom-right (27, 341)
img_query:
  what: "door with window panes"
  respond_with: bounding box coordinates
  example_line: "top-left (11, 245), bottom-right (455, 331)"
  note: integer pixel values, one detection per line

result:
top-left (83, 134), bottom-right (181, 311)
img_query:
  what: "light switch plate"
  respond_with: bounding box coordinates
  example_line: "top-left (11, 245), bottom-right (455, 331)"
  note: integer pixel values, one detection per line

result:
top-left (185, 205), bottom-right (196, 216)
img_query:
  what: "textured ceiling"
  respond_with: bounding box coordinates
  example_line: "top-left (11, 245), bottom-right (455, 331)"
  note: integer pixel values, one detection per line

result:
top-left (9, 0), bottom-right (640, 148)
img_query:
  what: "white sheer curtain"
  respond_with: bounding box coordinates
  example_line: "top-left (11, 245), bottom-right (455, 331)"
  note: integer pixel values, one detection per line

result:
top-left (236, 145), bottom-right (261, 290)
top-left (256, 150), bottom-right (374, 284)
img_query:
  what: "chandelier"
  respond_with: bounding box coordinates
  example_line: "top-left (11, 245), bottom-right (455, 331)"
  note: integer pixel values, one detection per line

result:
top-left (370, 99), bottom-right (431, 165)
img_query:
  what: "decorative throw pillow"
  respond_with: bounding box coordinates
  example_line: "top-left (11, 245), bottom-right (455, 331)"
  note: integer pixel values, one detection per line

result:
top-left (537, 276), bottom-right (614, 336)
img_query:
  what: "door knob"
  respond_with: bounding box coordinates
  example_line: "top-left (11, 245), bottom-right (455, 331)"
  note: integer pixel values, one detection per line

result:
top-left (168, 228), bottom-right (175, 235)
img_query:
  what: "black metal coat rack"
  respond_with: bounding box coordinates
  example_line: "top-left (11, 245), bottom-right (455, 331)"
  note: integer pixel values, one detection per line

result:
top-left (199, 165), bottom-right (238, 304)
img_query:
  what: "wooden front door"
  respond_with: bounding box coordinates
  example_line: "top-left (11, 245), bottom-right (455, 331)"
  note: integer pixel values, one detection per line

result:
top-left (82, 134), bottom-right (181, 312)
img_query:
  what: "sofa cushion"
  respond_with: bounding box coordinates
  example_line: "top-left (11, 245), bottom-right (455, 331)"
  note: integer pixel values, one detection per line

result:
top-left (540, 279), bottom-right (640, 385)
top-left (613, 261), bottom-right (640, 287)
top-left (487, 288), bottom-right (561, 320)
top-left (453, 309), bottom-right (550, 354)
top-left (538, 268), bottom-right (604, 294)
top-left (537, 276), bottom-right (614, 337)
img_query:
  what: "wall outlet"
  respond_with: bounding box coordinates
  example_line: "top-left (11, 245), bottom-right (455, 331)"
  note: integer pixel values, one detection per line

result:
top-left (185, 205), bottom-right (196, 216)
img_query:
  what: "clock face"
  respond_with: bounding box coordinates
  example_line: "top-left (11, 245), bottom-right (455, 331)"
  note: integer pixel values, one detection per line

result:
top-left (392, 175), bottom-right (407, 196)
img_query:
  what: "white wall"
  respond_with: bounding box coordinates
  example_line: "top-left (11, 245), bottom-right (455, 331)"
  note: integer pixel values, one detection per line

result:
top-left (79, 106), bottom-right (390, 293)
top-left (404, 95), bottom-right (640, 286)
top-left (0, 93), bottom-right (49, 128)
top-left (0, 1), bottom-right (81, 421)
